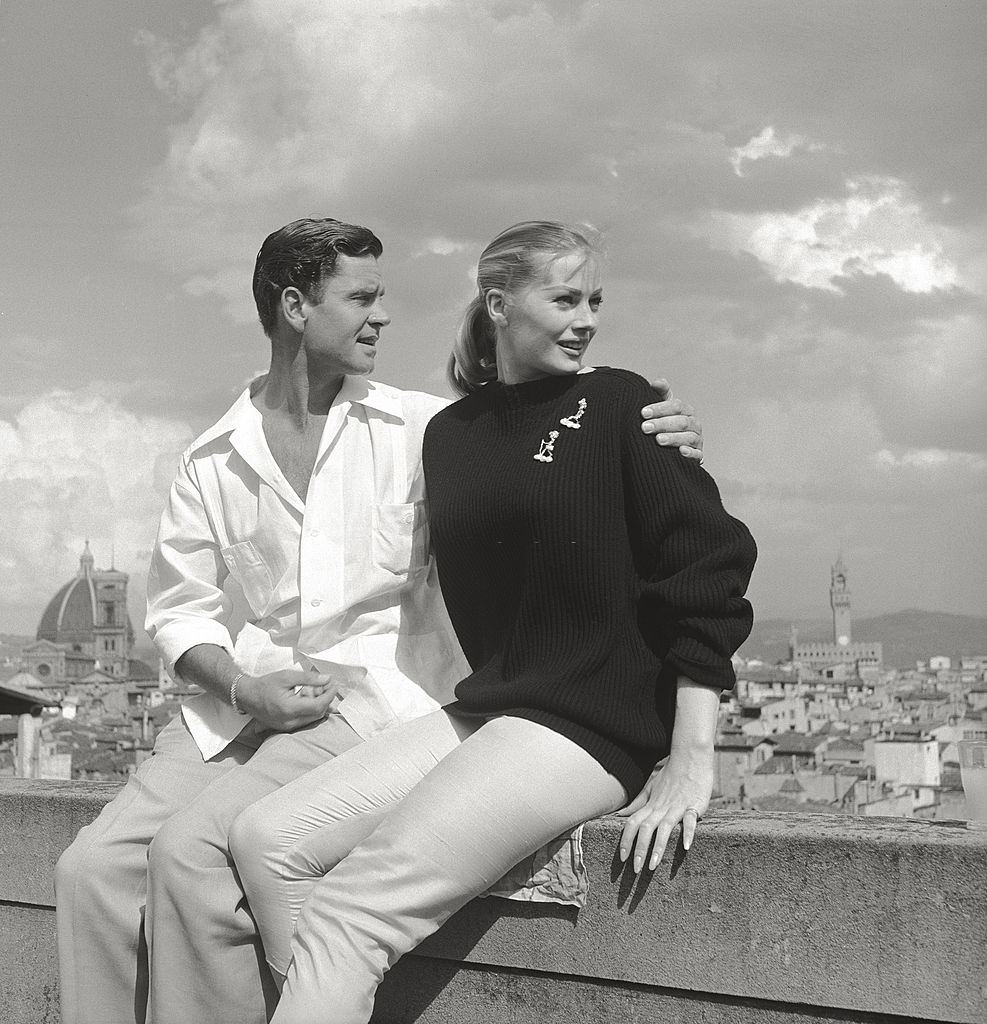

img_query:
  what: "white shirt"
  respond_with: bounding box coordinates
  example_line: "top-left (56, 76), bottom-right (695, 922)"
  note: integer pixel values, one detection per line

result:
top-left (145, 376), bottom-right (469, 759)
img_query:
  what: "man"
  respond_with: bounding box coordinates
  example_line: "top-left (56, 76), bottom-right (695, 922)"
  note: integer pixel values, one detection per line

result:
top-left (55, 218), bottom-right (704, 1024)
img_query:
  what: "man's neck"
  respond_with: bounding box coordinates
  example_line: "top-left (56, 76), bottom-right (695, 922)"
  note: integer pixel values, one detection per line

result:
top-left (257, 338), bottom-right (345, 428)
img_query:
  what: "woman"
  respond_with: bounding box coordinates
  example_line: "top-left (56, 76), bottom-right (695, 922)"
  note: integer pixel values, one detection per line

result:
top-left (230, 221), bottom-right (756, 1024)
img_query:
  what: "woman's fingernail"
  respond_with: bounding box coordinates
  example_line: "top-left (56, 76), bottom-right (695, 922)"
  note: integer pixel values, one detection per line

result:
top-left (657, 434), bottom-right (670, 444)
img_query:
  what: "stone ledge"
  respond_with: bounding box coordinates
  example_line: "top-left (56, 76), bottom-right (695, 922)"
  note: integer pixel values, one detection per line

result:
top-left (1, 778), bottom-right (984, 1024)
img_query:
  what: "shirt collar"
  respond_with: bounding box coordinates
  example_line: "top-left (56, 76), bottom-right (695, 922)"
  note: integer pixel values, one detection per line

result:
top-left (186, 387), bottom-right (257, 455)
top-left (187, 376), bottom-right (404, 458)
top-left (339, 376), bottom-right (405, 420)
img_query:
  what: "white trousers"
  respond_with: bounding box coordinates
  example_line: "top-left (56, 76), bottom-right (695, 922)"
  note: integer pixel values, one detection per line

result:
top-left (54, 712), bottom-right (362, 1024)
top-left (230, 710), bottom-right (627, 1024)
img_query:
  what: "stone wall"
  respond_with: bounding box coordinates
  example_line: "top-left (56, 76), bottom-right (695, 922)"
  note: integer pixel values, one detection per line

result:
top-left (1, 777), bottom-right (984, 1023)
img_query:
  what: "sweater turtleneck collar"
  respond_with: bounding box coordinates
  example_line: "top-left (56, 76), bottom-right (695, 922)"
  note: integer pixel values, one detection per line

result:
top-left (485, 368), bottom-right (595, 408)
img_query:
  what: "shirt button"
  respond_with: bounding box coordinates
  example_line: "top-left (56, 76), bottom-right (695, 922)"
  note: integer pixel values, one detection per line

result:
top-left (309, 528), bottom-right (320, 537)
top-left (310, 598), bottom-right (322, 607)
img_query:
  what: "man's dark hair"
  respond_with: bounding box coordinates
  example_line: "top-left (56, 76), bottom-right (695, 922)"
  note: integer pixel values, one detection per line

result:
top-left (252, 218), bottom-right (384, 336)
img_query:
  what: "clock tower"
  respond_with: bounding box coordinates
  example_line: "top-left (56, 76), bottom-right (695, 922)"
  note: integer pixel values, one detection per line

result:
top-left (830, 554), bottom-right (851, 647)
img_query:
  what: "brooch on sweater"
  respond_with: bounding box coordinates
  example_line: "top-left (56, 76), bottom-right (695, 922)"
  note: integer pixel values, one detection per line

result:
top-left (533, 430), bottom-right (560, 462)
top-left (533, 397), bottom-right (588, 462)
top-left (560, 397), bottom-right (587, 429)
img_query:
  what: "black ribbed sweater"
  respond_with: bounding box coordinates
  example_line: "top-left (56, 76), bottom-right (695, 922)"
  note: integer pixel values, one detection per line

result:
top-left (422, 368), bottom-right (756, 795)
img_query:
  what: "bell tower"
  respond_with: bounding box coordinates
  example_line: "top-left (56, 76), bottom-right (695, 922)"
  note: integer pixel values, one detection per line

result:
top-left (830, 554), bottom-right (851, 646)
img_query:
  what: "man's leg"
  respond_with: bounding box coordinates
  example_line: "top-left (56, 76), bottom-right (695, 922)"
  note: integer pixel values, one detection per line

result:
top-left (55, 716), bottom-right (259, 1024)
top-left (144, 711), bottom-right (363, 1024)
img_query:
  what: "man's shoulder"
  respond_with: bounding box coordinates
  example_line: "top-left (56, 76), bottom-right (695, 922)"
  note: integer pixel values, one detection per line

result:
top-left (367, 379), bottom-right (451, 419)
top-left (183, 388), bottom-right (253, 460)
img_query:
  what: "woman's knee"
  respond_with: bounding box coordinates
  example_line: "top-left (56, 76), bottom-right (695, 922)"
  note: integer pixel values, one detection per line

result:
top-left (228, 800), bottom-right (278, 879)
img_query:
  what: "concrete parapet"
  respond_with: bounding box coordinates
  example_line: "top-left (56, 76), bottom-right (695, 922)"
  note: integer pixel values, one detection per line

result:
top-left (0, 777), bottom-right (984, 1023)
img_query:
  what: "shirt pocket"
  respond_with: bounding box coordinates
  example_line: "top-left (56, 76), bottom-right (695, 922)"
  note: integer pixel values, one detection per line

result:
top-left (372, 501), bottom-right (428, 577)
top-left (220, 539), bottom-right (276, 618)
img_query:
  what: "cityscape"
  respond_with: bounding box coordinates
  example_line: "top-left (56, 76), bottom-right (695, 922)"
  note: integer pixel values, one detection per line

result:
top-left (2, 541), bottom-right (984, 822)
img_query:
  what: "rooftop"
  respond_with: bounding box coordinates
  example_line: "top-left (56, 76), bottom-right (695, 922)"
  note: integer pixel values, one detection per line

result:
top-left (769, 731), bottom-right (828, 755)
top-left (715, 732), bottom-right (775, 751)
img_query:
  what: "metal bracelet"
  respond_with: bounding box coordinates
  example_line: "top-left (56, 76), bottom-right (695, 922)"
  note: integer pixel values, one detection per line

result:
top-left (230, 671), bottom-right (248, 715)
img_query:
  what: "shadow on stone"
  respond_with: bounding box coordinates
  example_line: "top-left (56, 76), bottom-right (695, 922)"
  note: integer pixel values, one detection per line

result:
top-left (375, 896), bottom-right (580, 1022)
top-left (609, 828), bottom-right (687, 912)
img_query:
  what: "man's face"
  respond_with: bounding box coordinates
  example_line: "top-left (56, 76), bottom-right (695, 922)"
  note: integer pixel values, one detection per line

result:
top-left (301, 254), bottom-right (390, 376)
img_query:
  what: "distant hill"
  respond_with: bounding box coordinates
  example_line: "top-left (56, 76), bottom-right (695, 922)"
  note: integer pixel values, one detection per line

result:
top-left (0, 634), bottom-right (32, 646)
top-left (739, 610), bottom-right (987, 670)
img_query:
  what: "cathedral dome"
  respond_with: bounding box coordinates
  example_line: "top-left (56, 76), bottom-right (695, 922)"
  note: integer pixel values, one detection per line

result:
top-left (36, 543), bottom-right (134, 647)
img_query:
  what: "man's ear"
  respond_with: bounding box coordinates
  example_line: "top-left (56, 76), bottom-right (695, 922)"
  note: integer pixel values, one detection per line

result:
top-left (485, 289), bottom-right (508, 328)
top-left (281, 287), bottom-right (307, 333)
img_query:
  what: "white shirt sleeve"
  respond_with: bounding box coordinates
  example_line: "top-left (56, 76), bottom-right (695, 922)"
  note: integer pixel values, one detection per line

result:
top-left (145, 453), bottom-right (237, 676)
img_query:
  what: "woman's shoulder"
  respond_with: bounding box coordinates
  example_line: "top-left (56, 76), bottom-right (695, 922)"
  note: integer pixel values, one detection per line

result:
top-left (580, 366), bottom-right (654, 402)
top-left (425, 385), bottom-right (492, 433)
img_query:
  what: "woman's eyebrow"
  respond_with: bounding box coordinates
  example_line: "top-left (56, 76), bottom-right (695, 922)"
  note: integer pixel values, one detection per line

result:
top-left (541, 285), bottom-right (603, 297)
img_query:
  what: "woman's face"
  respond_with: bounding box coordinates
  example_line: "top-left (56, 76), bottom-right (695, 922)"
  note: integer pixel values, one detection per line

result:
top-left (493, 252), bottom-right (602, 385)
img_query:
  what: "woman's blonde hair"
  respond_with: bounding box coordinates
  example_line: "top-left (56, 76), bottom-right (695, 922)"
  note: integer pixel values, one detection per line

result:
top-left (447, 221), bottom-right (603, 396)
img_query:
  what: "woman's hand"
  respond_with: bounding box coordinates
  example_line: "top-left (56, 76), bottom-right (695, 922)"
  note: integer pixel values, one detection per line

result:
top-left (614, 744), bottom-right (714, 873)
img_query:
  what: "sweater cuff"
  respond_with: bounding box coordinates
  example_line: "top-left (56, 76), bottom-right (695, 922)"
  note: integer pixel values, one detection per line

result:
top-left (666, 636), bottom-right (736, 692)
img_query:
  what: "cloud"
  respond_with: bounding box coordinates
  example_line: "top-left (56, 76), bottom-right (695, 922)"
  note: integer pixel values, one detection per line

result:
top-left (411, 237), bottom-right (473, 258)
top-left (114, 0), bottom-right (987, 618)
top-left (705, 177), bottom-right (961, 293)
top-left (876, 447), bottom-right (987, 472)
top-left (0, 392), bottom-right (193, 635)
top-left (126, 1), bottom-right (987, 329)
top-left (135, 25), bottom-right (227, 102)
top-left (729, 126), bottom-right (825, 177)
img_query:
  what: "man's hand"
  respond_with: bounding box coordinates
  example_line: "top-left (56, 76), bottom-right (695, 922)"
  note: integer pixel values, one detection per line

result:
top-left (640, 378), bottom-right (703, 462)
top-left (236, 669), bottom-right (337, 732)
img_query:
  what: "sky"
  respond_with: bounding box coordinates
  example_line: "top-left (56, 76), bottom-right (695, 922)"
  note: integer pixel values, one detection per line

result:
top-left (1, 0), bottom-right (985, 639)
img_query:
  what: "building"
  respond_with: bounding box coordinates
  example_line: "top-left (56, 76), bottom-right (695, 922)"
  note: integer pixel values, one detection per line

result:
top-left (791, 555), bottom-right (883, 677)
top-left (22, 543), bottom-right (133, 684)
top-left (0, 680), bottom-right (65, 779)
top-left (18, 544), bottom-right (157, 717)
top-left (736, 695), bottom-right (809, 736)
top-left (873, 733), bottom-right (941, 788)
top-left (769, 731), bottom-right (830, 769)
top-left (714, 733), bottom-right (775, 800)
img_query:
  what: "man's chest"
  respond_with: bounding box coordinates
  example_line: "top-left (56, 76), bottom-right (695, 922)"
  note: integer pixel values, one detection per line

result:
top-left (263, 421), bottom-right (325, 504)
top-left (200, 417), bottom-right (428, 618)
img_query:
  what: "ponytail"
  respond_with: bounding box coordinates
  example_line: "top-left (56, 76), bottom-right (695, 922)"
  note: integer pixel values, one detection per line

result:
top-left (447, 294), bottom-right (498, 396)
